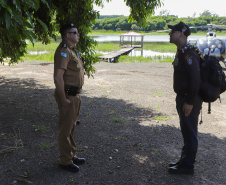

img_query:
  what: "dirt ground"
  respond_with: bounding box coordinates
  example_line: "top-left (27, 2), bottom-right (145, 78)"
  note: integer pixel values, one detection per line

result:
top-left (0, 61), bottom-right (226, 185)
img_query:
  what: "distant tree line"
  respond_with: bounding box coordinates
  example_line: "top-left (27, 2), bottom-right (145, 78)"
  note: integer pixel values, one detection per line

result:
top-left (98, 15), bottom-right (125, 19)
top-left (92, 12), bottom-right (226, 33)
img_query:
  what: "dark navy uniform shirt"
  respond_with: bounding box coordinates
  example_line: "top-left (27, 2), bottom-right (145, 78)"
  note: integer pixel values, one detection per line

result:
top-left (173, 45), bottom-right (200, 105)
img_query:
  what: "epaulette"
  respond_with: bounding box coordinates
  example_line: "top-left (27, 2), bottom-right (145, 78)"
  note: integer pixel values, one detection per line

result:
top-left (62, 43), bottom-right (67, 48)
top-left (76, 50), bottom-right (81, 58)
top-left (181, 44), bottom-right (201, 55)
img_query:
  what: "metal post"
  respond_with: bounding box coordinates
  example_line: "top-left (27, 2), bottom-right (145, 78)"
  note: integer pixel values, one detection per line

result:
top-left (141, 36), bottom-right (143, 48)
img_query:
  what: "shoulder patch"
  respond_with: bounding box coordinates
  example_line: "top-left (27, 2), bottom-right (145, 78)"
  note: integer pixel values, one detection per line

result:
top-left (185, 55), bottom-right (192, 65)
top-left (61, 52), bottom-right (67, 58)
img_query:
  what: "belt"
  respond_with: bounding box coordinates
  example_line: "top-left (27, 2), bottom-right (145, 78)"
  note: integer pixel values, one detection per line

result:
top-left (64, 85), bottom-right (81, 96)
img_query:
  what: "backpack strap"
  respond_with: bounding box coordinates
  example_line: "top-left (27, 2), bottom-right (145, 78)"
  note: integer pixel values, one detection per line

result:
top-left (208, 102), bottom-right (211, 114)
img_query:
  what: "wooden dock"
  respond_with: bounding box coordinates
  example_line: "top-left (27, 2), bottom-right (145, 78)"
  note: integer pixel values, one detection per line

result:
top-left (98, 47), bottom-right (134, 63)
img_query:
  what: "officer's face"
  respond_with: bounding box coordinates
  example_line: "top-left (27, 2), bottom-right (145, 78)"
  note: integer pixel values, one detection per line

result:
top-left (67, 28), bottom-right (79, 44)
top-left (169, 30), bottom-right (181, 43)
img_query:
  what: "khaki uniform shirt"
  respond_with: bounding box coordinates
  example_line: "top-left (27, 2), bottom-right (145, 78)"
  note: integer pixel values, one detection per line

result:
top-left (54, 39), bottom-right (84, 88)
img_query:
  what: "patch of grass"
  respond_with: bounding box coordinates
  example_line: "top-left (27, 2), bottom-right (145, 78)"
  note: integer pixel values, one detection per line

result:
top-left (110, 110), bottom-right (115, 114)
top-left (144, 42), bottom-right (176, 53)
top-left (96, 42), bottom-right (176, 53)
top-left (35, 125), bottom-right (47, 132)
top-left (95, 42), bottom-right (121, 52)
top-left (126, 109), bottom-right (131, 113)
top-left (153, 90), bottom-right (163, 97)
top-left (113, 118), bottom-right (126, 123)
top-left (151, 149), bottom-right (159, 154)
top-left (89, 30), bottom-right (125, 35)
top-left (155, 115), bottom-right (169, 121)
top-left (195, 30), bottom-right (226, 36)
top-left (86, 113), bottom-right (90, 118)
top-left (38, 141), bottom-right (53, 150)
top-left (22, 52), bottom-right (55, 62)
top-left (118, 55), bottom-right (173, 63)
top-left (26, 41), bottom-right (59, 51)
top-left (156, 104), bottom-right (160, 111)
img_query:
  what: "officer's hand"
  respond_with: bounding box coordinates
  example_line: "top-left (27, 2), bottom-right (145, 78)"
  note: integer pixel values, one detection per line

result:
top-left (62, 99), bottom-right (71, 114)
top-left (183, 103), bottom-right (193, 116)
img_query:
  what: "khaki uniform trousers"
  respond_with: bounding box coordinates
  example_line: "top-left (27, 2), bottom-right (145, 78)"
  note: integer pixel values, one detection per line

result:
top-left (54, 92), bottom-right (81, 165)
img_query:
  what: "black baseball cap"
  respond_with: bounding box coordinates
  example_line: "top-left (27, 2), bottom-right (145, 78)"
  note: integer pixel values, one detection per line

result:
top-left (168, 21), bottom-right (191, 37)
top-left (60, 23), bottom-right (77, 34)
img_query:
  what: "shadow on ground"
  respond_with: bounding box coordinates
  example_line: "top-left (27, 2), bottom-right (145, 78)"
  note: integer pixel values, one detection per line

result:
top-left (0, 77), bottom-right (225, 185)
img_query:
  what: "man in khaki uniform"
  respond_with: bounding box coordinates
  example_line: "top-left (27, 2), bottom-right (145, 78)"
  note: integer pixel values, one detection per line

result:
top-left (54, 23), bottom-right (85, 173)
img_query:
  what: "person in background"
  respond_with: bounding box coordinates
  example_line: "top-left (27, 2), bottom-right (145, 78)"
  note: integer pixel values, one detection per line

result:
top-left (168, 21), bottom-right (203, 175)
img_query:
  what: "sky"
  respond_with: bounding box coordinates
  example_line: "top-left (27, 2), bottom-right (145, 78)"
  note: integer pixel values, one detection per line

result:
top-left (93, 0), bottom-right (226, 18)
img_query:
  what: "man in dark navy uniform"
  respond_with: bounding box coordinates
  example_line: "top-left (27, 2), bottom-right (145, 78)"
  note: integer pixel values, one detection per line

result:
top-left (168, 22), bottom-right (203, 174)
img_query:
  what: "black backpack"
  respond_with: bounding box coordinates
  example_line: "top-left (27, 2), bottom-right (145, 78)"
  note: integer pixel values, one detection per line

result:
top-left (182, 45), bottom-right (226, 123)
top-left (199, 54), bottom-right (226, 113)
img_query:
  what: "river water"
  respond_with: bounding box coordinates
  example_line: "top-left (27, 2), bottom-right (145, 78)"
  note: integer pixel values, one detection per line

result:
top-left (91, 34), bottom-right (226, 57)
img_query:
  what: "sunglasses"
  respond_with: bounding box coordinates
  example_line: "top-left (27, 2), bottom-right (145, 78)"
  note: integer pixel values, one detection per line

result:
top-left (68, 31), bottom-right (78, 34)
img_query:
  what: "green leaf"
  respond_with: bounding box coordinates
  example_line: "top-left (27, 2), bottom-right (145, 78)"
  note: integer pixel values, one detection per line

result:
top-left (13, 0), bottom-right (21, 11)
top-left (23, 30), bottom-right (35, 46)
top-left (26, 11), bottom-right (33, 24)
top-left (9, 26), bottom-right (21, 41)
top-left (0, 0), bottom-right (13, 15)
top-left (23, 21), bottom-right (33, 28)
top-left (12, 11), bottom-right (23, 24)
top-left (40, 0), bottom-right (50, 9)
top-left (25, 0), bottom-right (39, 9)
top-left (36, 18), bottom-right (48, 32)
top-left (4, 11), bottom-right (11, 29)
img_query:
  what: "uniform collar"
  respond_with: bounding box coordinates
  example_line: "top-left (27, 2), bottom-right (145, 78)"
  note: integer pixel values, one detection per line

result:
top-left (178, 43), bottom-right (191, 52)
top-left (62, 39), bottom-right (76, 50)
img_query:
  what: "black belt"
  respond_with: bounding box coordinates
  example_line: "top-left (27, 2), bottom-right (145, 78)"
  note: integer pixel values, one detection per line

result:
top-left (64, 85), bottom-right (80, 96)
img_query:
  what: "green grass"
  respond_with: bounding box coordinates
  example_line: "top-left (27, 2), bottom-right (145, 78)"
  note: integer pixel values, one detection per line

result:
top-left (89, 30), bottom-right (126, 35)
top-left (193, 31), bottom-right (226, 36)
top-left (118, 55), bottom-right (173, 63)
top-left (143, 42), bottom-right (176, 52)
top-left (95, 43), bottom-right (121, 52)
top-left (38, 141), bottom-right (53, 150)
top-left (22, 52), bottom-right (55, 62)
top-left (95, 42), bottom-right (176, 53)
top-left (23, 38), bottom-right (60, 62)
top-left (155, 115), bottom-right (170, 121)
top-left (113, 118), bottom-right (126, 123)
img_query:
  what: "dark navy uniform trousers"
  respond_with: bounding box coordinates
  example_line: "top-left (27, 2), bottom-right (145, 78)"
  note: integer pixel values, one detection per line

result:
top-left (176, 95), bottom-right (203, 168)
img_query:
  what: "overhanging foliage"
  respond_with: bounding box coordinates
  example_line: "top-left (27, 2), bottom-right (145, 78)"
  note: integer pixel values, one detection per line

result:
top-left (0, 0), bottom-right (162, 76)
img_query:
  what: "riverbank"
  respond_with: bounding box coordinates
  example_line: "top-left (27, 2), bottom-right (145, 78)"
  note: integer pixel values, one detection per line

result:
top-left (22, 41), bottom-right (176, 63)
top-left (89, 30), bottom-right (226, 36)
